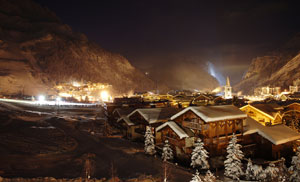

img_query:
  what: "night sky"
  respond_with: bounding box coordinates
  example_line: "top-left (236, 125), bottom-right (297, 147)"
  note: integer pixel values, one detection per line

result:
top-left (34, 0), bottom-right (300, 84)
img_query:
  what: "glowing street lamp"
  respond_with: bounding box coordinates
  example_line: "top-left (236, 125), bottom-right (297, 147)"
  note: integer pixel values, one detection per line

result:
top-left (38, 95), bottom-right (46, 102)
top-left (100, 90), bottom-right (110, 102)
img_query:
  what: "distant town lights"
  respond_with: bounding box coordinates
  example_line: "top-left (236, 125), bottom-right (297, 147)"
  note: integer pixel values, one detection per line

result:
top-left (72, 81), bottom-right (81, 87)
top-left (100, 90), bottom-right (110, 102)
top-left (38, 95), bottom-right (46, 102)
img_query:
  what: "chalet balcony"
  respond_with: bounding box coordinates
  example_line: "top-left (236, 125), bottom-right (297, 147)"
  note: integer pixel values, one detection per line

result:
top-left (205, 134), bottom-right (243, 145)
top-left (182, 121), bottom-right (202, 130)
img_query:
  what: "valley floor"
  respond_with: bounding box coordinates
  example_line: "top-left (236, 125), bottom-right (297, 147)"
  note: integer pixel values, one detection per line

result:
top-left (0, 101), bottom-right (192, 182)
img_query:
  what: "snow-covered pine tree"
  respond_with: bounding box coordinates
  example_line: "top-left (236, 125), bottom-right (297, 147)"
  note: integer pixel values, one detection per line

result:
top-left (245, 158), bottom-right (269, 181)
top-left (245, 158), bottom-right (255, 180)
top-left (278, 157), bottom-right (288, 182)
top-left (190, 170), bottom-right (203, 182)
top-left (144, 126), bottom-right (156, 155)
top-left (289, 146), bottom-right (300, 182)
top-left (224, 133), bottom-right (244, 180)
top-left (190, 138), bottom-right (209, 169)
top-left (265, 163), bottom-right (279, 181)
top-left (162, 140), bottom-right (173, 162)
top-left (203, 170), bottom-right (216, 182)
top-left (252, 164), bottom-right (266, 181)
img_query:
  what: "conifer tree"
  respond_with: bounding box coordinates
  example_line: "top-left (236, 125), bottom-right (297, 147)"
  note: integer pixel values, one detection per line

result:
top-left (245, 158), bottom-right (255, 180)
top-left (265, 163), bottom-right (279, 181)
top-left (190, 170), bottom-right (203, 182)
top-left (190, 138), bottom-right (209, 169)
top-left (278, 157), bottom-right (288, 182)
top-left (144, 126), bottom-right (156, 155)
top-left (252, 165), bottom-right (266, 181)
top-left (203, 170), bottom-right (216, 182)
top-left (162, 140), bottom-right (173, 162)
top-left (289, 146), bottom-right (300, 182)
top-left (224, 133), bottom-right (244, 180)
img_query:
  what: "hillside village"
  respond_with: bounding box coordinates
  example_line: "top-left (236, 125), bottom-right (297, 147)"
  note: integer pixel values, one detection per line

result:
top-left (105, 78), bottom-right (300, 181)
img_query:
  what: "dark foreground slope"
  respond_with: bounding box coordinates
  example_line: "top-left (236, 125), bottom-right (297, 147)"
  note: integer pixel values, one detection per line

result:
top-left (0, 103), bottom-right (192, 181)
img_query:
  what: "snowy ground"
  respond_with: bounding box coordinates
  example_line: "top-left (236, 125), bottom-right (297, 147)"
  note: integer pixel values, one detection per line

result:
top-left (0, 100), bottom-right (193, 181)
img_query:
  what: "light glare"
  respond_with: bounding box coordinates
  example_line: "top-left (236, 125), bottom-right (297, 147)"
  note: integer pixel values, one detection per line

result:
top-left (100, 91), bottom-right (110, 102)
top-left (38, 95), bottom-right (46, 102)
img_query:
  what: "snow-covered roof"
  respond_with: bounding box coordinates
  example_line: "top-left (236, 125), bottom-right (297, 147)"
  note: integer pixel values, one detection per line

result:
top-left (244, 117), bottom-right (300, 145)
top-left (117, 116), bottom-right (134, 126)
top-left (113, 107), bottom-right (136, 117)
top-left (284, 102), bottom-right (300, 108)
top-left (156, 121), bottom-right (189, 139)
top-left (128, 107), bottom-right (182, 124)
top-left (248, 103), bottom-right (283, 119)
top-left (170, 105), bottom-right (247, 122)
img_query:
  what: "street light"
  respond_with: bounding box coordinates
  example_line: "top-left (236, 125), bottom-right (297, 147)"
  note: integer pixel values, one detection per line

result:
top-left (38, 95), bottom-right (45, 102)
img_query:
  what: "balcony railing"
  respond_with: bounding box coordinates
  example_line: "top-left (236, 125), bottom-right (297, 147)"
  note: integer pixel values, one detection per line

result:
top-left (206, 134), bottom-right (243, 145)
top-left (182, 121), bottom-right (202, 130)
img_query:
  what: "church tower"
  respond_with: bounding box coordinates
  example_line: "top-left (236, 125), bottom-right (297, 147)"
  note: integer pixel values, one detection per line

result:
top-left (224, 76), bottom-right (232, 99)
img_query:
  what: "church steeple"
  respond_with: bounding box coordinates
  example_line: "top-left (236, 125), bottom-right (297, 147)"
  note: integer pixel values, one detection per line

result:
top-left (226, 76), bottom-right (231, 87)
top-left (224, 76), bottom-right (232, 99)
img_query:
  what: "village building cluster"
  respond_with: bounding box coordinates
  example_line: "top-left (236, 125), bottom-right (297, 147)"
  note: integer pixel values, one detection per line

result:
top-left (107, 81), bottom-right (300, 177)
top-left (249, 78), bottom-right (300, 102)
top-left (54, 81), bottom-right (113, 102)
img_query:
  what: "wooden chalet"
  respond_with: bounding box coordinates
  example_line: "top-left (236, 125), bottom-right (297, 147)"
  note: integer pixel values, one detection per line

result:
top-left (170, 105), bottom-right (247, 156)
top-left (155, 121), bottom-right (194, 158)
top-left (171, 95), bottom-right (194, 108)
top-left (213, 96), bottom-right (226, 105)
top-left (117, 116), bottom-right (135, 138)
top-left (112, 107), bottom-right (136, 122)
top-left (126, 107), bottom-right (182, 141)
top-left (240, 103), bottom-right (283, 126)
top-left (106, 97), bottom-right (144, 115)
top-left (191, 94), bottom-right (212, 106)
top-left (243, 117), bottom-right (300, 160)
top-left (283, 102), bottom-right (300, 114)
top-left (288, 92), bottom-right (300, 100)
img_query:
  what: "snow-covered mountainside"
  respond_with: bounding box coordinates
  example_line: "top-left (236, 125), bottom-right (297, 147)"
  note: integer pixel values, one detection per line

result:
top-left (235, 33), bottom-right (300, 94)
top-left (0, 0), bottom-right (155, 95)
top-left (145, 61), bottom-right (219, 93)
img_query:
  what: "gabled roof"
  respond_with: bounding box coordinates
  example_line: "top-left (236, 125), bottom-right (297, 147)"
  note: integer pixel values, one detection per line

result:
top-left (173, 95), bottom-right (194, 102)
top-left (117, 116), bottom-right (134, 126)
top-left (113, 107), bottom-right (136, 117)
top-left (193, 95), bottom-right (210, 101)
top-left (128, 107), bottom-right (182, 124)
top-left (156, 121), bottom-right (189, 139)
top-left (240, 103), bottom-right (283, 120)
top-left (289, 93), bottom-right (300, 99)
top-left (244, 117), bottom-right (300, 145)
top-left (284, 102), bottom-right (300, 108)
top-left (170, 105), bottom-right (247, 122)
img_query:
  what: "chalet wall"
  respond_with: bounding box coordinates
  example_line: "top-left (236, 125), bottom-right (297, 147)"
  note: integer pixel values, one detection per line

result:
top-left (172, 109), bottom-right (245, 156)
top-left (241, 106), bottom-right (273, 126)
